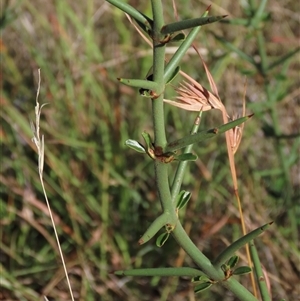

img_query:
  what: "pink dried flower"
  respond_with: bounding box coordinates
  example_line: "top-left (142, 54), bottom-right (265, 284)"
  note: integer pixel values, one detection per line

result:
top-left (164, 71), bottom-right (225, 112)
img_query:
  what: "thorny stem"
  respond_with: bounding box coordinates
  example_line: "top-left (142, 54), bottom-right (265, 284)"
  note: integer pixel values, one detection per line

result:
top-left (149, 2), bottom-right (259, 299)
top-left (172, 222), bottom-right (259, 301)
top-left (109, 1), bottom-right (264, 300)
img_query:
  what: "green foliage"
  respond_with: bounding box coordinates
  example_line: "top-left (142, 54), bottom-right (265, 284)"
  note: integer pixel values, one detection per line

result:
top-left (174, 152), bottom-right (197, 162)
top-left (166, 115), bottom-right (253, 152)
top-left (194, 282), bottom-right (212, 294)
top-left (156, 232), bottom-right (170, 247)
top-left (214, 222), bottom-right (273, 268)
top-left (1, 0), bottom-right (299, 300)
top-left (161, 15), bottom-right (228, 35)
top-left (228, 255), bottom-right (239, 269)
top-left (233, 266), bottom-right (252, 276)
top-left (175, 190), bottom-right (192, 210)
top-left (125, 139), bottom-right (146, 153)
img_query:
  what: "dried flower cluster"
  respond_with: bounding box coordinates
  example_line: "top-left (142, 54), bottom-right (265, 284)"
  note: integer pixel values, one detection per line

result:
top-left (164, 59), bottom-right (246, 155)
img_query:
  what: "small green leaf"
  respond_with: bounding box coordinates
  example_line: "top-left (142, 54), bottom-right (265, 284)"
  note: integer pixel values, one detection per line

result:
top-left (141, 131), bottom-right (155, 159)
top-left (194, 282), bottom-right (212, 294)
top-left (156, 232), bottom-right (170, 247)
top-left (192, 275), bottom-right (211, 283)
top-left (141, 131), bottom-right (152, 148)
top-left (125, 139), bottom-right (146, 153)
top-left (175, 190), bottom-right (185, 208)
top-left (228, 255), bottom-right (239, 269)
top-left (233, 266), bottom-right (252, 275)
top-left (175, 153), bottom-right (198, 161)
top-left (170, 33), bottom-right (185, 42)
top-left (176, 190), bottom-right (192, 210)
top-left (221, 264), bottom-right (230, 272)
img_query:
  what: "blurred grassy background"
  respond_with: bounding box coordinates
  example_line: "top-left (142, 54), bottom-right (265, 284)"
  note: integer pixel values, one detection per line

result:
top-left (1, 0), bottom-right (299, 300)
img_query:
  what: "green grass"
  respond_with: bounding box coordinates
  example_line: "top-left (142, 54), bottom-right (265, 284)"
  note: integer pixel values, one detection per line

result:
top-left (1, 0), bottom-right (299, 300)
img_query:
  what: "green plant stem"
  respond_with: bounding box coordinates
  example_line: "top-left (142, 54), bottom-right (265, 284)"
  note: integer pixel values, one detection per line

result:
top-left (161, 15), bottom-right (226, 35)
top-left (139, 213), bottom-right (170, 244)
top-left (213, 222), bottom-right (273, 267)
top-left (221, 277), bottom-right (259, 301)
top-left (172, 221), bottom-right (219, 277)
top-left (150, 0), bottom-right (177, 219)
top-left (166, 115), bottom-right (252, 152)
top-left (111, 2), bottom-right (264, 300)
top-left (155, 162), bottom-right (176, 214)
top-left (106, 0), bottom-right (152, 30)
top-left (151, 0), bottom-right (167, 147)
top-left (171, 112), bottom-right (202, 204)
top-left (172, 222), bottom-right (259, 301)
top-left (115, 267), bottom-right (205, 277)
top-left (150, 2), bottom-right (259, 299)
top-left (249, 240), bottom-right (272, 301)
top-left (164, 9), bottom-right (209, 84)
top-left (118, 78), bottom-right (158, 91)
top-left (252, 0), bottom-right (268, 25)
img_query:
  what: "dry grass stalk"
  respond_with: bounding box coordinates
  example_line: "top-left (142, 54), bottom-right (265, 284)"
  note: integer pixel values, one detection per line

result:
top-left (31, 69), bottom-right (75, 301)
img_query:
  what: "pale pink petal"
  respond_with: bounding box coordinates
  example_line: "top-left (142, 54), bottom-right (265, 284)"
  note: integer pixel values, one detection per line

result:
top-left (163, 98), bottom-right (211, 111)
top-left (192, 45), bottom-right (220, 99)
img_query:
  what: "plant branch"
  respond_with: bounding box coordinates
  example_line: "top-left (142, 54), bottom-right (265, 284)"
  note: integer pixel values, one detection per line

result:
top-left (161, 15), bottom-right (227, 35)
top-left (249, 240), bottom-right (272, 301)
top-left (115, 267), bottom-right (205, 277)
top-left (171, 111), bottom-right (202, 204)
top-left (164, 7), bottom-right (209, 84)
top-left (213, 222), bottom-right (273, 267)
top-left (106, 0), bottom-right (152, 30)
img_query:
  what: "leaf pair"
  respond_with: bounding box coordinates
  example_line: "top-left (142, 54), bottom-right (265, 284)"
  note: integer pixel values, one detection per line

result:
top-left (125, 132), bottom-right (197, 163)
top-left (156, 190), bottom-right (192, 247)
